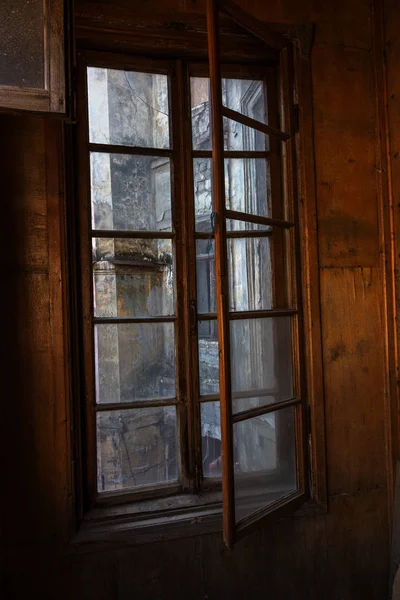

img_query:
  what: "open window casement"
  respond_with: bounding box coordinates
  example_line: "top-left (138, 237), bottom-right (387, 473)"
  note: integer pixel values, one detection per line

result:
top-left (0, 0), bottom-right (72, 115)
top-left (206, 0), bottom-right (308, 548)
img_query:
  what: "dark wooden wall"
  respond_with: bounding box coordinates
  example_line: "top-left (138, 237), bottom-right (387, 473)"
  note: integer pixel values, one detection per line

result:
top-left (0, 0), bottom-right (398, 598)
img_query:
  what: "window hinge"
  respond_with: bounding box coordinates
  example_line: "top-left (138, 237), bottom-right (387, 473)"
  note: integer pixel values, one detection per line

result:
top-left (294, 104), bottom-right (300, 133)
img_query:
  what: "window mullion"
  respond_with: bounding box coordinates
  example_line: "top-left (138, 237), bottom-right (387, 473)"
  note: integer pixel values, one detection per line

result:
top-left (169, 59), bottom-right (196, 493)
top-left (181, 59), bottom-right (208, 493)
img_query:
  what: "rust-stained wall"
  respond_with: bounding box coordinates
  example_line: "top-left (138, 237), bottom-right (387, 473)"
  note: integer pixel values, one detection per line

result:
top-left (0, 0), bottom-right (396, 598)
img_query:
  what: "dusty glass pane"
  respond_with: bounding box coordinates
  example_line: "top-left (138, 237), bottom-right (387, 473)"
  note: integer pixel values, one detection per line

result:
top-left (198, 318), bottom-right (292, 406)
top-left (234, 406), bottom-right (297, 523)
top-left (226, 220), bottom-right (272, 232)
top-left (94, 322), bottom-right (176, 403)
top-left (190, 77), bottom-right (269, 151)
top-left (223, 79), bottom-right (267, 123)
top-left (201, 401), bottom-right (221, 477)
top-left (92, 238), bottom-right (174, 318)
top-left (198, 320), bottom-right (219, 396)
top-left (193, 158), bottom-right (271, 232)
top-left (196, 237), bottom-right (274, 317)
top-left (97, 407), bottom-right (178, 492)
top-left (224, 158), bottom-right (271, 217)
top-left (193, 158), bottom-right (213, 231)
top-left (88, 67), bottom-right (170, 148)
top-left (0, 0), bottom-right (44, 88)
top-left (230, 317), bottom-right (293, 414)
top-left (90, 153), bottom-right (172, 231)
top-left (196, 239), bottom-right (216, 316)
top-left (227, 237), bottom-right (273, 312)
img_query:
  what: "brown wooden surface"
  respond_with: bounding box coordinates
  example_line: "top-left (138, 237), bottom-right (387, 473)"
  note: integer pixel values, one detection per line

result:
top-left (207, 0), bottom-right (235, 548)
top-left (313, 45), bottom-right (379, 268)
top-left (0, 0), bottom-right (398, 597)
top-left (320, 267), bottom-right (387, 495)
top-left (384, 0), bottom-right (400, 591)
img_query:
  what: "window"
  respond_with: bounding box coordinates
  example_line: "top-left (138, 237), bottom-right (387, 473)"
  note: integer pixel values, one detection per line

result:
top-left (0, 0), bottom-right (71, 114)
top-left (76, 0), bottom-right (310, 547)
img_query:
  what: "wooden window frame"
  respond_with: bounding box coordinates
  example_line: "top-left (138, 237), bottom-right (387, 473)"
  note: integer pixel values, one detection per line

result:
top-left (0, 0), bottom-right (71, 115)
top-left (71, 2), bottom-right (327, 547)
top-left (207, 0), bottom-right (309, 547)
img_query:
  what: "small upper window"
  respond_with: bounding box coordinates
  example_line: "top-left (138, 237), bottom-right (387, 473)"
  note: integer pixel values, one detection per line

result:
top-left (0, 0), bottom-right (70, 114)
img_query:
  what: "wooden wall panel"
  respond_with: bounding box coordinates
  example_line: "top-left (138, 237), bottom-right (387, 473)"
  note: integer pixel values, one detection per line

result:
top-left (325, 489), bottom-right (390, 600)
top-left (385, 0), bottom-right (400, 587)
top-left (313, 45), bottom-right (379, 268)
top-left (199, 514), bottom-right (327, 600)
top-left (312, 0), bottom-right (372, 49)
top-left (0, 116), bottom-right (70, 549)
top-left (0, 117), bottom-right (48, 272)
top-left (320, 267), bottom-right (386, 495)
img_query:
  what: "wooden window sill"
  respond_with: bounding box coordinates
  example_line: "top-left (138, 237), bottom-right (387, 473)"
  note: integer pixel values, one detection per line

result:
top-left (72, 492), bottom-right (224, 547)
top-left (70, 489), bottom-right (325, 549)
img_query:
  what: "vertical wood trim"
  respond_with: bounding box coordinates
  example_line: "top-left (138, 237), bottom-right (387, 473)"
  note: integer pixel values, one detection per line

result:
top-left (45, 119), bottom-right (73, 539)
top-left (48, 0), bottom-right (66, 112)
top-left (372, 0), bottom-right (398, 524)
top-left (171, 59), bottom-right (195, 492)
top-left (76, 54), bottom-right (97, 508)
top-left (206, 0), bottom-right (235, 548)
top-left (293, 47), bottom-right (328, 509)
top-left (279, 44), bottom-right (308, 499)
top-left (182, 62), bottom-right (204, 491)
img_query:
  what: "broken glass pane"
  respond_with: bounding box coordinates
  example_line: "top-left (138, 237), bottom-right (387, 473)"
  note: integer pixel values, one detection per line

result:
top-left (97, 407), bottom-right (178, 492)
top-left (88, 67), bottom-right (170, 149)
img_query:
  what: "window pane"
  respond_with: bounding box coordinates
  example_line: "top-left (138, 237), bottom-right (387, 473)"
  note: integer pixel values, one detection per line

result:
top-left (196, 237), bottom-right (275, 315)
top-left (94, 323), bottom-right (176, 403)
top-left (97, 407), bottom-right (178, 492)
top-left (230, 317), bottom-right (293, 414)
top-left (198, 320), bottom-right (219, 396)
top-left (0, 0), bottom-right (44, 88)
top-left (190, 77), bottom-right (269, 151)
top-left (196, 239), bottom-right (216, 315)
top-left (201, 401), bottom-right (222, 477)
top-left (93, 238), bottom-right (174, 318)
top-left (191, 77), bottom-right (211, 150)
top-left (226, 220), bottom-right (272, 232)
top-left (90, 153), bottom-right (172, 231)
top-left (228, 237), bottom-right (273, 312)
top-left (193, 158), bottom-right (271, 232)
top-left (88, 67), bottom-right (170, 148)
top-left (234, 405), bottom-right (297, 523)
top-left (223, 79), bottom-right (267, 123)
top-left (224, 158), bottom-right (271, 217)
top-left (193, 157), bottom-right (213, 231)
